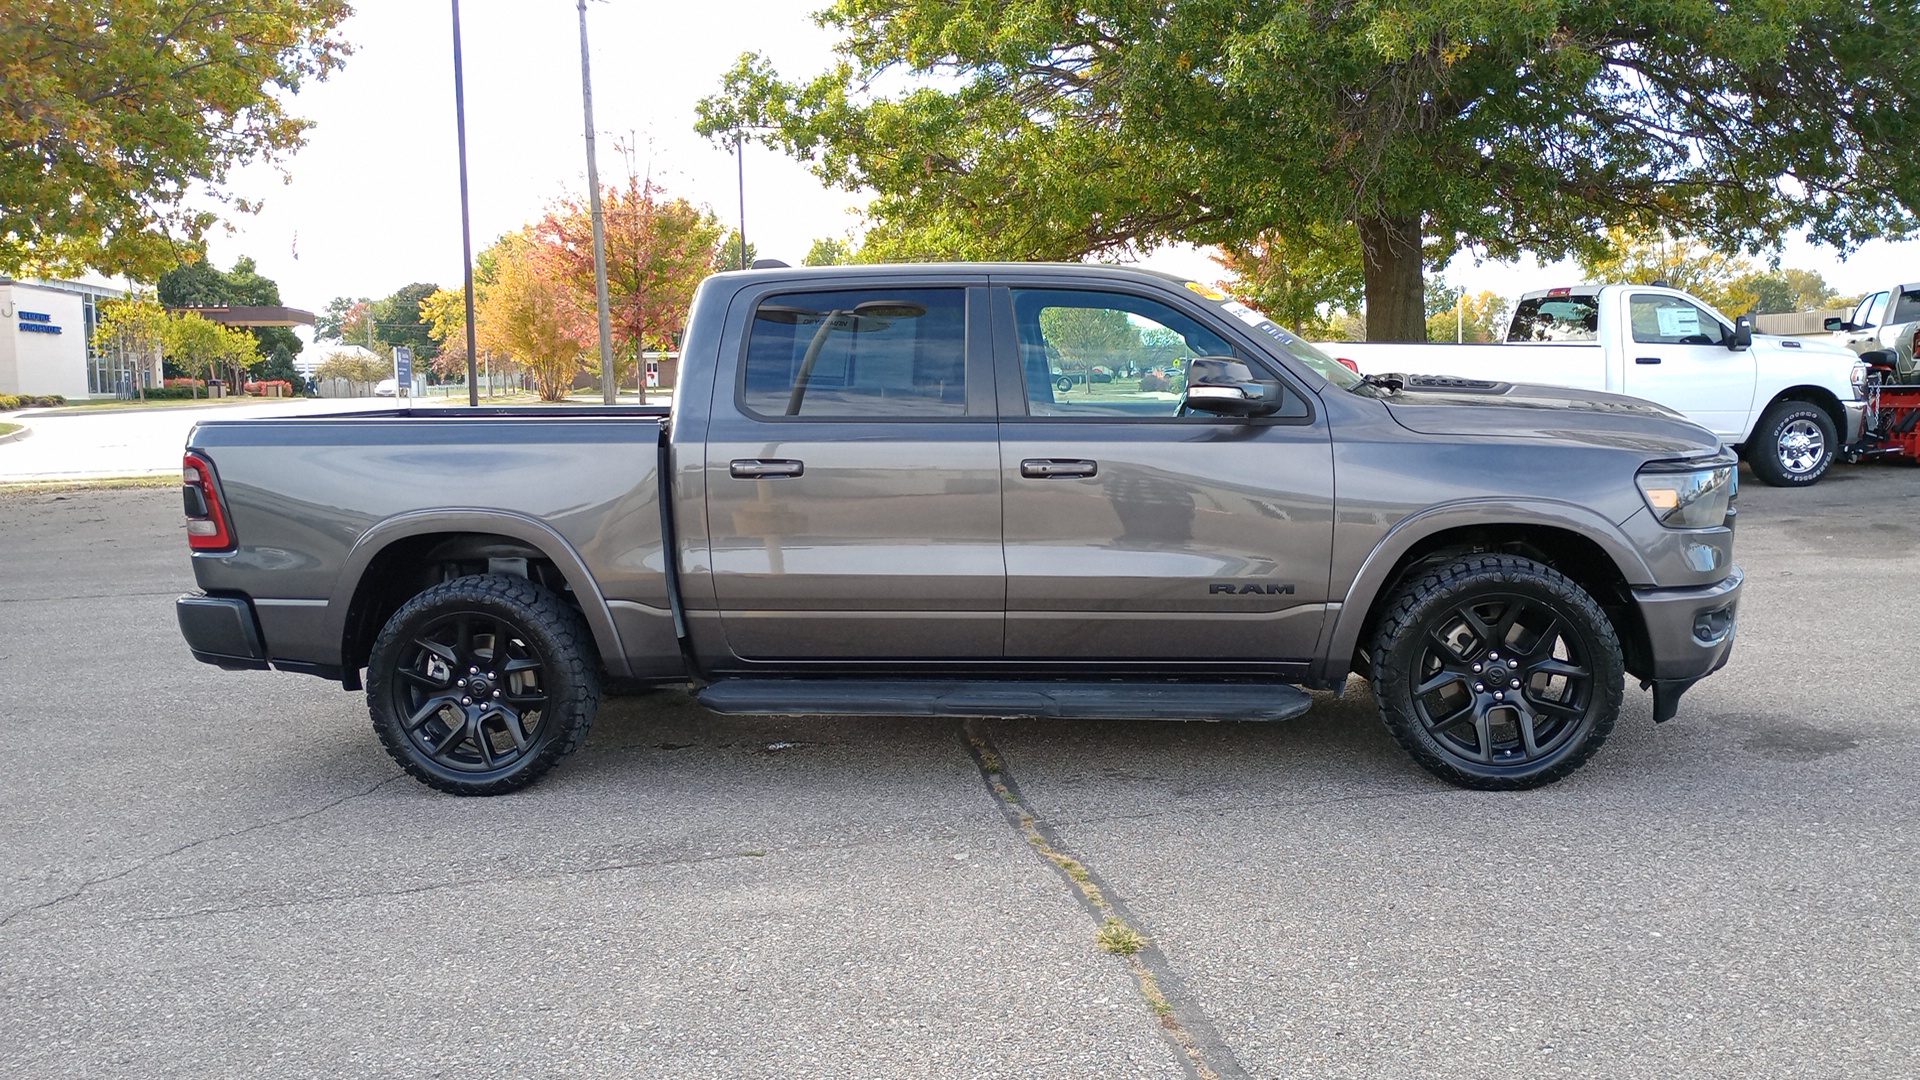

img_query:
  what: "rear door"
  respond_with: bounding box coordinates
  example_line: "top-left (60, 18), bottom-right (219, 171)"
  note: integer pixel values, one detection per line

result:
top-left (992, 279), bottom-right (1334, 666)
top-left (1619, 291), bottom-right (1756, 438)
top-left (704, 279), bottom-right (1003, 659)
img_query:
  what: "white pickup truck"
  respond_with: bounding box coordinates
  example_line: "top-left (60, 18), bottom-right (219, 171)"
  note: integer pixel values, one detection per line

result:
top-left (1324, 284), bottom-right (1869, 486)
top-left (1825, 284), bottom-right (1920, 384)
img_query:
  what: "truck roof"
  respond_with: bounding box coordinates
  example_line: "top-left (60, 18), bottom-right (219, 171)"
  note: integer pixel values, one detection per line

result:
top-left (707, 261), bottom-right (1202, 288)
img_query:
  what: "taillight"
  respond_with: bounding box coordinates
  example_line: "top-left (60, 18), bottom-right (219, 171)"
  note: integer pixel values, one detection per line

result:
top-left (182, 452), bottom-right (235, 551)
top-left (1337, 357), bottom-right (1360, 372)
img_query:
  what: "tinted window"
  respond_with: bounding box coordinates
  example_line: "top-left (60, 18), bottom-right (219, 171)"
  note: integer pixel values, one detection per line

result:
top-left (741, 288), bottom-right (967, 418)
top-left (1011, 288), bottom-right (1267, 418)
top-left (1893, 291), bottom-right (1920, 324)
top-left (1508, 295), bottom-right (1599, 341)
top-left (1628, 294), bottom-right (1730, 345)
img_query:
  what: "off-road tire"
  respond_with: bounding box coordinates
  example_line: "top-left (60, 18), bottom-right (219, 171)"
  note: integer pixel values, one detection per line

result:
top-left (367, 574), bottom-right (600, 795)
top-left (1746, 400), bottom-right (1837, 487)
top-left (1370, 555), bottom-right (1624, 790)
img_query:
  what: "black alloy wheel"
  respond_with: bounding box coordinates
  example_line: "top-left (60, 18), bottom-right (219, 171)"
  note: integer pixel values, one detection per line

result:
top-left (1370, 555), bottom-right (1624, 790)
top-left (367, 574), bottom-right (600, 795)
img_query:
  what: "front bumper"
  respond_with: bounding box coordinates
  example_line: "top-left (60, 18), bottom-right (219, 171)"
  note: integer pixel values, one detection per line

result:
top-left (1844, 400), bottom-right (1867, 444)
top-left (1629, 566), bottom-right (1742, 722)
top-left (176, 593), bottom-right (270, 671)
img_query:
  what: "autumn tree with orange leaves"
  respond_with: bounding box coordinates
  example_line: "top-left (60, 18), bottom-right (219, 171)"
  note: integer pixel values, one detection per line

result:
top-left (537, 174), bottom-right (723, 389)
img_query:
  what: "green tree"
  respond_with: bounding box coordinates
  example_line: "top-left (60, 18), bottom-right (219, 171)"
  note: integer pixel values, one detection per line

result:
top-left (803, 236), bottom-right (859, 266)
top-left (700, 2), bottom-right (1920, 342)
top-left (1039, 305), bottom-right (1138, 379)
top-left (1733, 267), bottom-right (1848, 314)
top-left (90, 293), bottom-right (172, 399)
top-left (1, 1), bottom-right (351, 281)
top-left (167, 311), bottom-right (259, 392)
top-left (158, 253), bottom-right (304, 363)
top-left (1577, 227), bottom-right (1759, 317)
top-left (316, 296), bottom-right (372, 340)
top-left (719, 230), bottom-right (757, 272)
top-left (1427, 290), bottom-right (1512, 343)
top-left (372, 282), bottom-right (441, 361)
top-left (1214, 225), bottom-right (1365, 337)
top-left (313, 349), bottom-right (388, 393)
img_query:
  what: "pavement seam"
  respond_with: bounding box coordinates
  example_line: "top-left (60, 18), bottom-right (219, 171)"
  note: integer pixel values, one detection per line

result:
top-left (961, 722), bottom-right (1249, 1080)
top-left (0, 775), bottom-right (407, 931)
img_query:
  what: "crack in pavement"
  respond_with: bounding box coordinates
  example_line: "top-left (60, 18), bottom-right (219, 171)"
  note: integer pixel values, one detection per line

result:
top-left (0, 775), bottom-right (407, 931)
top-left (961, 721), bottom-right (1249, 1080)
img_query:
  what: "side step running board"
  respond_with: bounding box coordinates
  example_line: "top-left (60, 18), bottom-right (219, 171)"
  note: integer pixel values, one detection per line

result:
top-left (695, 679), bottom-right (1314, 722)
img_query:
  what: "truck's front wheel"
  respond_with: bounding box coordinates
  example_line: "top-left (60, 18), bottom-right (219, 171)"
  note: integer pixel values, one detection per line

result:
top-left (1369, 555), bottom-right (1624, 790)
top-left (1746, 400), bottom-right (1836, 486)
top-left (366, 574), bottom-right (600, 795)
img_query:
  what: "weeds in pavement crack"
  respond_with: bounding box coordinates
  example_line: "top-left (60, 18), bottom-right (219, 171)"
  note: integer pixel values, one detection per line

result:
top-left (963, 724), bottom-right (1234, 1080)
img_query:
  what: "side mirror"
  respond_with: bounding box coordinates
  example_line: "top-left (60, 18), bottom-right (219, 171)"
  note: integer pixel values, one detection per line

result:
top-left (1183, 357), bottom-right (1284, 417)
top-left (1728, 315), bottom-right (1754, 351)
top-left (1823, 317), bottom-right (1846, 333)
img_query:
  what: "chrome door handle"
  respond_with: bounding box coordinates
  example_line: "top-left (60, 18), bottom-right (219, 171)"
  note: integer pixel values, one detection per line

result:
top-left (1634, 356), bottom-right (1662, 365)
top-left (729, 459), bottom-right (804, 479)
top-left (1020, 458), bottom-right (1097, 479)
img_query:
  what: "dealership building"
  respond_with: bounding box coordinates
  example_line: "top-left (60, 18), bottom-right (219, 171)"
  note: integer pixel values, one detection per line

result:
top-left (2, 275), bottom-right (315, 399)
top-left (0, 275), bottom-right (142, 399)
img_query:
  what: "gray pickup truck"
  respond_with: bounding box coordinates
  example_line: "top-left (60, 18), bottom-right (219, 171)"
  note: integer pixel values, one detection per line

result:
top-left (176, 263), bottom-right (1742, 795)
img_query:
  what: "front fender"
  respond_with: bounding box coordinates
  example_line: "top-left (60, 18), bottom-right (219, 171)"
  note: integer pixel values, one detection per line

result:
top-left (330, 509), bottom-right (631, 679)
top-left (1313, 499), bottom-right (1656, 685)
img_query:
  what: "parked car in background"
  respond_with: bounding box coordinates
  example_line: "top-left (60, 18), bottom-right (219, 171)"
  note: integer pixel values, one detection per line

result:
top-left (1324, 284), bottom-right (1869, 486)
top-left (1825, 284), bottom-right (1920, 383)
top-left (374, 378), bottom-right (398, 397)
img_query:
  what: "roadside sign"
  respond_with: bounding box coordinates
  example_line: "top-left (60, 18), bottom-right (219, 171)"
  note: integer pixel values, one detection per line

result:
top-left (394, 346), bottom-right (413, 398)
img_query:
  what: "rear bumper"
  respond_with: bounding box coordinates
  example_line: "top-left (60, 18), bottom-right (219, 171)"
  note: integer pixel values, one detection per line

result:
top-left (176, 594), bottom-right (269, 671)
top-left (1630, 566), bottom-right (1742, 721)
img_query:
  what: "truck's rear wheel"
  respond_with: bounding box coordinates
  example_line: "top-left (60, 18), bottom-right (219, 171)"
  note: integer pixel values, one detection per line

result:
top-left (366, 574), bottom-right (600, 795)
top-left (1369, 555), bottom-right (1623, 790)
top-left (1746, 400), bottom-right (1836, 486)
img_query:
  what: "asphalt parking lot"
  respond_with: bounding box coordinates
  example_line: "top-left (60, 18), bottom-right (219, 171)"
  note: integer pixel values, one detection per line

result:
top-left (2, 461), bottom-right (1917, 1079)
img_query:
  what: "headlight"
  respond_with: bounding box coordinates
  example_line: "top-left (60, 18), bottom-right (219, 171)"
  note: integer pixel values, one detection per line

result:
top-left (1637, 462), bottom-right (1735, 528)
top-left (1850, 361), bottom-right (1869, 399)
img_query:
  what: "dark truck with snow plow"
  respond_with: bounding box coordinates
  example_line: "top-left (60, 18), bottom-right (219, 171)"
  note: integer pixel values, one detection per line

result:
top-left (176, 263), bottom-right (1743, 794)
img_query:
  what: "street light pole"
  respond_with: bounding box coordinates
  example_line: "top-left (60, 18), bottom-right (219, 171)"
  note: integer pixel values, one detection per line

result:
top-left (451, 0), bottom-right (479, 407)
top-left (736, 131), bottom-right (748, 270)
top-left (577, 0), bottom-right (616, 404)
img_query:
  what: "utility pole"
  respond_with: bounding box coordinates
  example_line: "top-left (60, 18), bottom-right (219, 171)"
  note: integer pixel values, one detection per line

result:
top-left (736, 131), bottom-right (748, 270)
top-left (451, 0), bottom-right (480, 407)
top-left (578, 0), bottom-right (616, 404)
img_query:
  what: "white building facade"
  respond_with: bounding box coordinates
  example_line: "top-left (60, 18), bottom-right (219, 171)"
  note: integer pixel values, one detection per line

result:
top-left (0, 276), bottom-right (155, 399)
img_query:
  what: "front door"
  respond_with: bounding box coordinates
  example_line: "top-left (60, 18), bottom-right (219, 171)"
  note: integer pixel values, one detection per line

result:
top-left (993, 283), bottom-right (1335, 665)
top-left (705, 282), bottom-right (1004, 659)
top-left (1620, 291), bottom-right (1756, 439)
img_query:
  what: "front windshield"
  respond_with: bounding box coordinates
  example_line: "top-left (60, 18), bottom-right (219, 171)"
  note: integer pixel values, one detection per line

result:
top-left (1181, 282), bottom-right (1366, 390)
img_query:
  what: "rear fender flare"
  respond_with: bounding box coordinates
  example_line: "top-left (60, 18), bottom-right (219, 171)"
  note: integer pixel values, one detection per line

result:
top-left (330, 509), bottom-right (630, 679)
top-left (1315, 499), bottom-right (1654, 684)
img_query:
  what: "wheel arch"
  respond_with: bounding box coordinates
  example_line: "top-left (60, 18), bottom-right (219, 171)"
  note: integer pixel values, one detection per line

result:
top-left (1751, 385), bottom-right (1846, 442)
top-left (1318, 503), bottom-right (1655, 686)
top-left (330, 510), bottom-right (630, 689)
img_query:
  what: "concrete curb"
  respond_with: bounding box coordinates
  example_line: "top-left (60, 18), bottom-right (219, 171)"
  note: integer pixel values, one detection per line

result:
top-left (0, 424), bottom-right (31, 445)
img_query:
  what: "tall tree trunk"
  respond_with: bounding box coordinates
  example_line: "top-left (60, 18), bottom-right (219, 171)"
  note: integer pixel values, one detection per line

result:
top-left (1357, 213), bottom-right (1427, 342)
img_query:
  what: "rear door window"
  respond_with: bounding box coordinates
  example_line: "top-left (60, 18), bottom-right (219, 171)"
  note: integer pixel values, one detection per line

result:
top-left (740, 288), bottom-right (969, 418)
top-left (1893, 291), bottom-right (1920, 324)
top-left (1507, 295), bottom-right (1599, 341)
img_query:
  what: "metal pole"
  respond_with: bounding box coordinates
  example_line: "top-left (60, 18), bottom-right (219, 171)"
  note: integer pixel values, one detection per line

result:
top-left (578, 0), bottom-right (616, 404)
top-left (736, 131), bottom-right (748, 270)
top-left (452, 0), bottom-right (480, 407)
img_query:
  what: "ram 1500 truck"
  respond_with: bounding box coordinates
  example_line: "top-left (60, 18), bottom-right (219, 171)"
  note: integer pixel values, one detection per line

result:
top-left (1323, 284), bottom-right (1870, 486)
top-left (176, 264), bottom-right (1743, 795)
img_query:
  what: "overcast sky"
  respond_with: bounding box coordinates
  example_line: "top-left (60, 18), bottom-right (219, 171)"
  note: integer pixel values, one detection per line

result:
top-left (196, 0), bottom-right (1920, 331)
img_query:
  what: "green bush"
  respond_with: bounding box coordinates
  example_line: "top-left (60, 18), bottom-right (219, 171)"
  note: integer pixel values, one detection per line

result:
top-left (0, 394), bottom-right (66, 410)
top-left (142, 386), bottom-right (206, 400)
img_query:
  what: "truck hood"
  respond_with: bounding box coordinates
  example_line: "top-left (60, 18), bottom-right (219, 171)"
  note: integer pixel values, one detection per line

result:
top-left (1381, 377), bottom-right (1722, 454)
